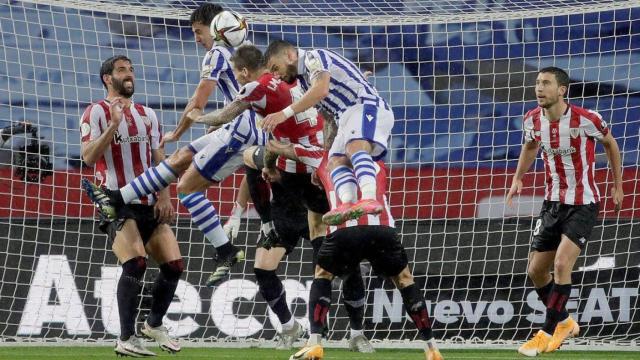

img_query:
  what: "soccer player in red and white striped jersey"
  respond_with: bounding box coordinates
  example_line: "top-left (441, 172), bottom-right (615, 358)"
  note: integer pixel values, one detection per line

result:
top-left (506, 67), bottom-right (623, 357)
top-left (80, 55), bottom-right (183, 357)
top-left (291, 130), bottom-right (443, 360)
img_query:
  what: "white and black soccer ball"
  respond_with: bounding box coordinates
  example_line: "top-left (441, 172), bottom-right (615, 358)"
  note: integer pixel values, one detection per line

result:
top-left (210, 10), bottom-right (248, 48)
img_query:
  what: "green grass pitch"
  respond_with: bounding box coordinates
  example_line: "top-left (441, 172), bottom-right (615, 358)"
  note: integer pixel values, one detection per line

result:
top-left (0, 347), bottom-right (637, 360)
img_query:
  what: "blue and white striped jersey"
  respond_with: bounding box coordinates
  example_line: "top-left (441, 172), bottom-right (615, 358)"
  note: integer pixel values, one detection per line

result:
top-left (296, 48), bottom-right (390, 116)
top-left (200, 45), bottom-right (241, 104)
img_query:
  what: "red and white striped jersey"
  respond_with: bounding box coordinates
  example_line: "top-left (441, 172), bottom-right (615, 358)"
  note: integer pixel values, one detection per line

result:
top-left (316, 154), bottom-right (395, 233)
top-left (523, 103), bottom-right (609, 205)
top-left (237, 72), bottom-right (324, 173)
top-left (80, 99), bottom-right (162, 204)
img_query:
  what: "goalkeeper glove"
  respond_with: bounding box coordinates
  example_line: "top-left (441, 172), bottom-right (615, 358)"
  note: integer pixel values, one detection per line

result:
top-left (223, 202), bottom-right (245, 240)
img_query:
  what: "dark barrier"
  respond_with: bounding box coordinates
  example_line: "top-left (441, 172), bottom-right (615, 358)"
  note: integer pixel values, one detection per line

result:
top-left (0, 218), bottom-right (638, 342)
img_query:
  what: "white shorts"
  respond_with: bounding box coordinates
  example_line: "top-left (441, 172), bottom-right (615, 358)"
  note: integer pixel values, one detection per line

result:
top-left (329, 103), bottom-right (394, 160)
top-left (191, 110), bottom-right (266, 182)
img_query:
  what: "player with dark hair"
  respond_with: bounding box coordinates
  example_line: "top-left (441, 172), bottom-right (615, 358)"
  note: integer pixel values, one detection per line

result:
top-left (262, 39), bottom-right (394, 226)
top-left (507, 67), bottom-right (623, 356)
top-left (288, 123), bottom-right (443, 360)
top-left (81, 55), bottom-right (183, 356)
top-left (197, 44), bottom-right (373, 352)
top-left (83, 3), bottom-right (265, 287)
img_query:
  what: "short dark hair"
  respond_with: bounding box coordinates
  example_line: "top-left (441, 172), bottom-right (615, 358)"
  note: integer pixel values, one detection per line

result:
top-left (231, 45), bottom-right (264, 71)
top-left (100, 55), bottom-right (131, 89)
top-left (190, 3), bottom-right (223, 26)
top-left (538, 66), bottom-right (570, 88)
top-left (264, 39), bottom-right (295, 63)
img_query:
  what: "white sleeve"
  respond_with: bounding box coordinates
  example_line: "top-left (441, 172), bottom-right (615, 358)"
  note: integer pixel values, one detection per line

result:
top-left (200, 48), bottom-right (229, 82)
top-left (80, 104), bottom-right (103, 143)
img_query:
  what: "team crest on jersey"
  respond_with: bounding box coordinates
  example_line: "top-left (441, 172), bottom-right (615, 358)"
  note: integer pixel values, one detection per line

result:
top-left (81, 123), bottom-right (91, 138)
top-left (570, 128), bottom-right (580, 139)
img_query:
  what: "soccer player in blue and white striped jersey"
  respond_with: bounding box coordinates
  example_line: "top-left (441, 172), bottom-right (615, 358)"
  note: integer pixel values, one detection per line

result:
top-left (83, 3), bottom-right (265, 287)
top-left (263, 40), bottom-right (393, 226)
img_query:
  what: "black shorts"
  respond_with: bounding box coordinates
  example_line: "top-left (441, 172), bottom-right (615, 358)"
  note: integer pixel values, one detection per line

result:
top-left (317, 225), bottom-right (408, 278)
top-left (531, 200), bottom-right (599, 252)
top-left (99, 204), bottom-right (160, 246)
top-left (266, 180), bottom-right (310, 254)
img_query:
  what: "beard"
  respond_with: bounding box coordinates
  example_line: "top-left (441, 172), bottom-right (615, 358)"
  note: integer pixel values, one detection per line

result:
top-left (539, 96), bottom-right (559, 109)
top-left (281, 63), bottom-right (298, 83)
top-left (112, 77), bottom-right (134, 98)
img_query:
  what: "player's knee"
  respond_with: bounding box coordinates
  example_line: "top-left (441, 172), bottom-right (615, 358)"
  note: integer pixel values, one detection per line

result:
top-left (553, 256), bottom-right (572, 275)
top-left (122, 256), bottom-right (147, 281)
top-left (169, 147), bottom-right (194, 173)
top-left (243, 146), bottom-right (257, 168)
top-left (314, 265), bottom-right (334, 280)
top-left (160, 258), bottom-right (184, 282)
top-left (391, 267), bottom-right (414, 289)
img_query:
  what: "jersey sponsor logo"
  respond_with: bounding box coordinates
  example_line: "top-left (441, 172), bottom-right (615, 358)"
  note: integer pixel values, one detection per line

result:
top-left (579, 237), bottom-right (586, 244)
top-left (225, 146), bottom-right (235, 154)
top-left (366, 114), bottom-right (374, 122)
top-left (81, 123), bottom-right (91, 138)
top-left (540, 144), bottom-right (576, 156)
top-left (113, 131), bottom-right (149, 144)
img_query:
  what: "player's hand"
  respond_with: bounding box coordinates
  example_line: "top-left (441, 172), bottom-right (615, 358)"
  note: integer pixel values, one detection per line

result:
top-left (363, 70), bottom-right (373, 79)
top-left (262, 167), bottom-right (281, 183)
top-left (160, 131), bottom-right (180, 147)
top-left (260, 111), bottom-right (287, 133)
top-left (108, 97), bottom-right (124, 127)
top-left (186, 108), bottom-right (203, 122)
top-left (611, 185), bottom-right (624, 212)
top-left (506, 179), bottom-right (523, 208)
top-left (223, 216), bottom-right (241, 240)
top-left (154, 196), bottom-right (175, 224)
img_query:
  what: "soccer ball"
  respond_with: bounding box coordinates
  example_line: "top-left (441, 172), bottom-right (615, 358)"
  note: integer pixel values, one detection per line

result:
top-left (210, 10), bottom-right (248, 48)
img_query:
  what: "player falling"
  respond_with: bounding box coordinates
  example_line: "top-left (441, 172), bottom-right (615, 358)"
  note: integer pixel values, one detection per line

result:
top-left (261, 40), bottom-right (394, 225)
top-left (81, 55), bottom-right (182, 356)
top-left (82, 3), bottom-right (265, 287)
top-left (506, 67), bottom-right (623, 356)
top-left (197, 44), bottom-right (373, 352)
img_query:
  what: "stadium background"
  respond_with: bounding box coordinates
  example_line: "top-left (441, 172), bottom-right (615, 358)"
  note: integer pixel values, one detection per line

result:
top-left (0, 0), bottom-right (639, 346)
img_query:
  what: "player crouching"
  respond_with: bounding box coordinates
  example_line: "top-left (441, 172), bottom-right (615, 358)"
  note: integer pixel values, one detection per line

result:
top-left (290, 153), bottom-right (443, 360)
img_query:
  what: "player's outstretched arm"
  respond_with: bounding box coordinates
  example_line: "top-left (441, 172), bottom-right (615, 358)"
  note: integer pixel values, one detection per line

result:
top-left (261, 72), bottom-right (330, 133)
top-left (196, 99), bottom-right (251, 127)
top-left (506, 141), bottom-right (539, 207)
top-left (600, 132), bottom-right (624, 211)
top-left (161, 79), bottom-right (216, 146)
top-left (81, 98), bottom-right (124, 166)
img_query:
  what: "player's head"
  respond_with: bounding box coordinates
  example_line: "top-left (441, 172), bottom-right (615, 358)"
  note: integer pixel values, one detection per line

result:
top-left (230, 45), bottom-right (264, 85)
top-left (264, 40), bottom-right (298, 83)
top-left (536, 67), bottom-right (569, 108)
top-left (190, 3), bottom-right (224, 49)
top-left (100, 55), bottom-right (134, 98)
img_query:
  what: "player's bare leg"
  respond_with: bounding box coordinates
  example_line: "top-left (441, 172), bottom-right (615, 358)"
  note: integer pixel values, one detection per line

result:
top-left (82, 146), bottom-right (191, 220)
top-left (140, 224), bottom-right (183, 353)
top-left (520, 236), bottom-right (580, 356)
top-left (111, 221), bottom-right (156, 357)
top-left (177, 164), bottom-right (245, 287)
top-left (390, 267), bottom-right (443, 360)
top-left (545, 236), bottom-right (581, 352)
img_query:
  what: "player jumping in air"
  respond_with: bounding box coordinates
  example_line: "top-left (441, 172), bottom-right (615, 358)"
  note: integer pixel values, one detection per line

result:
top-left (507, 67), bottom-right (623, 357)
top-left (82, 3), bottom-right (265, 287)
top-left (81, 55), bottom-right (183, 357)
top-left (261, 40), bottom-right (394, 226)
top-left (197, 44), bottom-right (373, 352)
